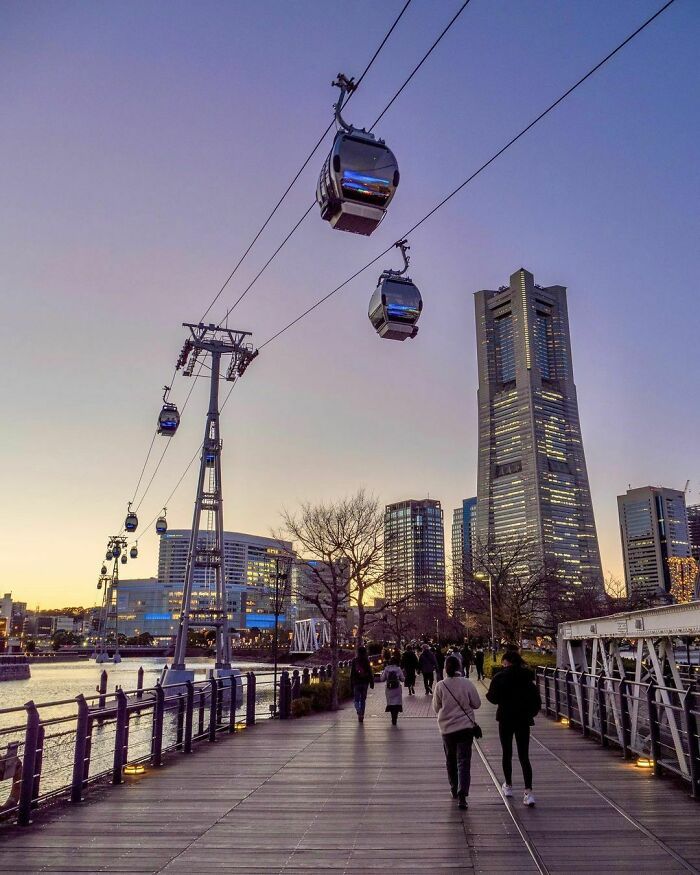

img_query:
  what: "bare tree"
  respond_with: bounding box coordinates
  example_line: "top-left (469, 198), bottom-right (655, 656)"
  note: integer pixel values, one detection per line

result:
top-left (280, 501), bottom-right (351, 710)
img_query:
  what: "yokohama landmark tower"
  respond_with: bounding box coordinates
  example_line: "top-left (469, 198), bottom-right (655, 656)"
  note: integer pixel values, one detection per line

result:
top-left (474, 268), bottom-right (603, 592)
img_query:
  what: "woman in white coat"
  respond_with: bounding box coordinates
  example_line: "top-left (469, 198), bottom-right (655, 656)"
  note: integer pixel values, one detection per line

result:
top-left (380, 654), bottom-right (405, 726)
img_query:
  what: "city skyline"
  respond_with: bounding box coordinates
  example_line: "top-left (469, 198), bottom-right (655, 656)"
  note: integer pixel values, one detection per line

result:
top-left (1, 1), bottom-right (699, 607)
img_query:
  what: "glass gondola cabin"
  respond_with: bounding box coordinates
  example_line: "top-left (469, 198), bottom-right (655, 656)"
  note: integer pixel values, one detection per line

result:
top-left (368, 274), bottom-right (422, 341)
top-left (317, 130), bottom-right (399, 236)
top-left (157, 403), bottom-right (180, 436)
top-left (156, 516), bottom-right (167, 535)
top-left (125, 511), bottom-right (138, 533)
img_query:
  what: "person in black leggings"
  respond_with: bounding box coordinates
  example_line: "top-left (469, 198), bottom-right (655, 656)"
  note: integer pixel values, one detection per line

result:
top-left (486, 650), bottom-right (540, 807)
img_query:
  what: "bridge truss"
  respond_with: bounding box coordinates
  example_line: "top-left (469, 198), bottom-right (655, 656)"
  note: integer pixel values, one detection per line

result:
top-left (557, 601), bottom-right (700, 779)
top-left (292, 619), bottom-right (330, 654)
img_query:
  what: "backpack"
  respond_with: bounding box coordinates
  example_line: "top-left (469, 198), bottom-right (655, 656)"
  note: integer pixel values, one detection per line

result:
top-left (354, 661), bottom-right (369, 681)
top-left (386, 670), bottom-right (399, 690)
top-left (527, 680), bottom-right (542, 719)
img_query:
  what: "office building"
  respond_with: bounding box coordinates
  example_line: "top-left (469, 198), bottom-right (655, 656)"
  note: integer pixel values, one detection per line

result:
top-left (451, 498), bottom-right (477, 614)
top-left (158, 530), bottom-right (294, 630)
top-left (618, 486), bottom-right (692, 601)
top-left (474, 268), bottom-right (603, 592)
top-left (687, 504), bottom-right (700, 563)
top-left (384, 499), bottom-right (446, 611)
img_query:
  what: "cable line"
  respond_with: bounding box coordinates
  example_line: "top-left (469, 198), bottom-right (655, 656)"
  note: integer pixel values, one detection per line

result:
top-left (199, 0), bottom-right (413, 325)
top-left (259, 0), bottom-right (677, 350)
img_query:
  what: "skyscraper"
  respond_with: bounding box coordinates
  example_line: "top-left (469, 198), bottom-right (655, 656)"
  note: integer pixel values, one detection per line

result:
top-left (474, 268), bottom-right (602, 591)
top-left (451, 498), bottom-right (477, 614)
top-left (617, 486), bottom-right (691, 601)
top-left (384, 499), bottom-right (446, 611)
top-left (687, 505), bottom-right (700, 563)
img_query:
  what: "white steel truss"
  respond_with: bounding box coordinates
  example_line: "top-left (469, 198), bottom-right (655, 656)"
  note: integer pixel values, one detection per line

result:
top-left (292, 618), bottom-right (331, 654)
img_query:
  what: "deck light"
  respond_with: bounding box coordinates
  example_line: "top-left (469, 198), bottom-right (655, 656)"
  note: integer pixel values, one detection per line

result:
top-left (559, 717), bottom-right (570, 726)
top-left (636, 756), bottom-right (654, 769)
top-left (123, 763), bottom-right (146, 776)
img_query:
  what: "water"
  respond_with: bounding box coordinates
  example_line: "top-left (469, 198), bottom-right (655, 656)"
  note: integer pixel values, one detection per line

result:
top-left (0, 657), bottom-right (288, 807)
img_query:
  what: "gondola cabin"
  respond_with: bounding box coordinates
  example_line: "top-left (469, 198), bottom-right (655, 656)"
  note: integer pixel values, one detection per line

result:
top-left (368, 274), bottom-right (422, 341)
top-left (317, 131), bottom-right (399, 236)
top-left (157, 403), bottom-right (180, 436)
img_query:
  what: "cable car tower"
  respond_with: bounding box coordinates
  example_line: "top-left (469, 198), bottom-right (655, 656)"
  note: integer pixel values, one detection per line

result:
top-left (163, 322), bottom-right (257, 687)
top-left (94, 534), bottom-right (130, 663)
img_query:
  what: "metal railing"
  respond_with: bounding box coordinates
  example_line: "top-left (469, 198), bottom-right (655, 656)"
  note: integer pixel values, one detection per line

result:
top-left (536, 666), bottom-right (700, 798)
top-left (0, 660), bottom-right (354, 827)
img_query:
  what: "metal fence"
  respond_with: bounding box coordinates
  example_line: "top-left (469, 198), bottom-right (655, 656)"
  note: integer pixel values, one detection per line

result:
top-left (0, 661), bottom-right (353, 827)
top-left (536, 666), bottom-right (700, 798)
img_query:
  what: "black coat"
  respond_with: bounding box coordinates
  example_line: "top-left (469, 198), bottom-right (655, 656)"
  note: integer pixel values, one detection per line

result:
top-left (486, 665), bottom-right (541, 725)
top-left (350, 658), bottom-right (374, 689)
top-left (401, 650), bottom-right (419, 685)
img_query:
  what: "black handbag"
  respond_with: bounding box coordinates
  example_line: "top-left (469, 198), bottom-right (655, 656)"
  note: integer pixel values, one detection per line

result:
top-left (444, 681), bottom-right (483, 738)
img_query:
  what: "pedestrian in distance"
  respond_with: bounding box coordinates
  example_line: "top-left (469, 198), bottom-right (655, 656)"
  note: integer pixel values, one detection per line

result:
top-left (461, 643), bottom-right (473, 677)
top-left (380, 654), bottom-right (405, 726)
top-left (418, 643), bottom-right (438, 694)
top-left (401, 644), bottom-right (419, 696)
top-left (446, 645), bottom-right (463, 672)
top-left (433, 655), bottom-right (482, 810)
top-left (350, 645), bottom-right (374, 724)
top-left (474, 645), bottom-right (485, 681)
top-left (486, 650), bottom-right (541, 807)
top-left (433, 644), bottom-right (445, 681)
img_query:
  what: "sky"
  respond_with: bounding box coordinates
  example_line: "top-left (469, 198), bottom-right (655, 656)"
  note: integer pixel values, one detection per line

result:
top-left (1, 0), bottom-right (698, 609)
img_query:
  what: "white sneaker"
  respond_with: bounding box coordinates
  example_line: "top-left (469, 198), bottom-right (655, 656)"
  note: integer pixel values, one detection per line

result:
top-left (523, 790), bottom-right (535, 807)
top-left (501, 783), bottom-right (513, 797)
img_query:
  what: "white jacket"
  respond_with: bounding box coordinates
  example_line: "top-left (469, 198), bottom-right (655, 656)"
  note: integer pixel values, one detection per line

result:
top-left (432, 676), bottom-right (481, 734)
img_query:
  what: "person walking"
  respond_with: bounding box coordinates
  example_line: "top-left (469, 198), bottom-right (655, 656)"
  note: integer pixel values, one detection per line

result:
top-left (380, 654), bottom-right (405, 726)
top-left (474, 645), bottom-right (485, 681)
top-left (401, 644), bottom-right (419, 696)
top-left (461, 643), bottom-right (473, 677)
top-left (350, 645), bottom-right (374, 723)
top-left (433, 644), bottom-right (445, 681)
top-left (486, 650), bottom-right (541, 807)
top-left (433, 655), bottom-right (482, 810)
top-left (418, 643), bottom-right (438, 695)
top-left (446, 645), bottom-right (463, 671)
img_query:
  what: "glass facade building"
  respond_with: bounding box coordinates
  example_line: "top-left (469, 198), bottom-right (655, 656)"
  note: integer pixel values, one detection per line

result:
top-left (474, 268), bottom-right (603, 592)
top-left (385, 499), bottom-right (446, 611)
top-left (617, 486), bottom-right (692, 600)
top-left (687, 505), bottom-right (700, 563)
top-left (451, 498), bottom-right (477, 614)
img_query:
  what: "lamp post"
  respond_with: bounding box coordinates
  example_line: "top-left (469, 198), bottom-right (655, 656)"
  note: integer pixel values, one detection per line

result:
top-left (475, 571), bottom-right (496, 660)
top-left (270, 553), bottom-right (290, 718)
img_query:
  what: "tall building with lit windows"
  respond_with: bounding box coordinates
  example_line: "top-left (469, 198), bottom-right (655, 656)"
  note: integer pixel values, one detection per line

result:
top-left (474, 268), bottom-right (603, 592)
top-left (385, 499), bottom-right (446, 611)
top-left (452, 498), bottom-right (477, 614)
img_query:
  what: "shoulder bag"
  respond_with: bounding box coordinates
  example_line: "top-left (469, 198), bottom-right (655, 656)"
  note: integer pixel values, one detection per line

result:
top-left (443, 681), bottom-right (483, 739)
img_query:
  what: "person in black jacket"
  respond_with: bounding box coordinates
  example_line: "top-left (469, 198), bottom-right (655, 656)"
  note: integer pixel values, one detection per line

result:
top-left (350, 645), bottom-right (374, 723)
top-left (401, 644), bottom-right (419, 695)
top-left (418, 644), bottom-right (438, 694)
top-left (486, 650), bottom-right (541, 807)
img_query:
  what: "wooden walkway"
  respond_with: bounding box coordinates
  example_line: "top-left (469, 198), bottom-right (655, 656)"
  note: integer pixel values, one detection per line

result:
top-left (0, 680), bottom-right (699, 874)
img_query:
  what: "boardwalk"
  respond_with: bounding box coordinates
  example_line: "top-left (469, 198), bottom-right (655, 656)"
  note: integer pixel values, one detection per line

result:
top-left (1, 680), bottom-right (699, 874)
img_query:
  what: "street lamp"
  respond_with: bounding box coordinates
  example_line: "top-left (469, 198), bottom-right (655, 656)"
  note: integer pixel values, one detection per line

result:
top-left (269, 552), bottom-right (291, 718)
top-left (474, 571), bottom-right (497, 660)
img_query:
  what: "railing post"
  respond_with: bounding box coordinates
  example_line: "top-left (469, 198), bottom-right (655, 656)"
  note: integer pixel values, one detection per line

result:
top-left (564, 670), bottom-right (573, 726)
top-left (311, 667), bottom-right (318, 683)
top-left (151, 683), bottom-right (165, 767)
top-left (184, 681), bottom-right (194, 754)
top-left (646, 683), bottom-right (662, 777)
top-left (208, 678), bottom-right (218, 742)
top-left (112, 688), bottom-right (128, 784)
top-left (136, 666), bottom-right (144, 701)
top-left (279, 670), bottom-right (290, 720)
top-left (580, 674), bottom-right (589, 737)
top-left (176, 693), bottom-right (185, 750)
top-left (228, 677), bottom-right (237, 733)
top-left (597, 674), bottom-right (608, 747)
top-left (18, 701), bottom-right (40, 826)
top-left (71, 694), bottom-right (89, 803)
top-left (83, 717), bottom-right (93, 786)
top-left (32, 724), bottom-right (45, 807)
top-left (682, 691), bottom-right (699, 798)
top-left (97, 669), bottom-right (108, 727)
top-left (542, 669), bottom-right (550, 717)
top-left (198, 689), bottom-right (206, 737)
top-left (216, 679), bottom-right (224, 725)
top-left (291, 669), bottom-right (300, 701)
top-left (302, 668), bottom-right (310, 686)
top-left (319, 666), bottom-right (326, 682)
top-left (246, 672), bottom-right (256, 726)
top-left (553, 668), bottom-right (561, 719)
top-left (619, 679), bottom-right (631, 759)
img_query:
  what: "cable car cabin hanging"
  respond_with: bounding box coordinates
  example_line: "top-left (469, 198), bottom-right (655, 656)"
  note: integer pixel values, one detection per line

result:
top-left (156, 509), bottom-right (167, 535)
top-left (105, 551), bottom-right (112, 562)
top-left (157, 386), bottom-right (180, 436)
top-left (130, 545), bottom-right (138, 559)
top-left (120, 554), bottom-right (127, 565)
top-left (124, 503), bottom-right (138, 533)
top-left (317, 74), bottom-right (399, 236)
top-left (368, 239), bottom-right (422, 341)
top-left (101, 565), bottom-right (107, 575)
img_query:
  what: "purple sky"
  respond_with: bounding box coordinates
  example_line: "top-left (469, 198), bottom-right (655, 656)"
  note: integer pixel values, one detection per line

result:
top-left (1, 0), bottom-right (698, 608)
